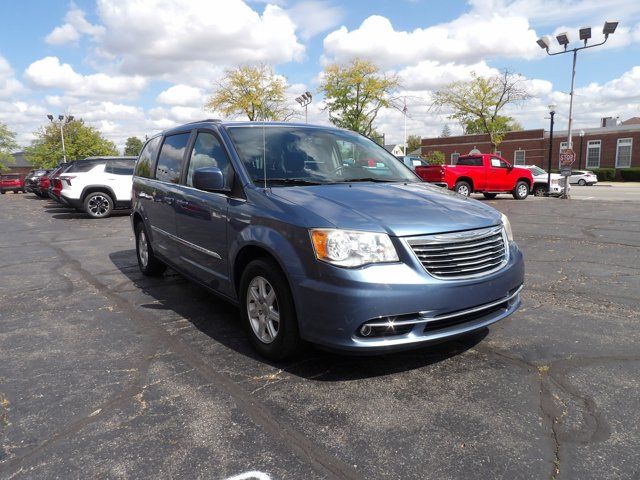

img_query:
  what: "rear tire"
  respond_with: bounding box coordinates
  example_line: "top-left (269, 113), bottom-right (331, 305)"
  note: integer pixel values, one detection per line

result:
top-left (454, 180), bottom-right (471, 197)
top-left (84, 192), bottom-right (113, 218)
top-left (135, 221), bottom-right (166, 276)
top-left (482, 193), bottom-right (497, 199)
top-left (239, 258), bottom-right (303, 360)
top-left (512, 181), bottom-right (529, 200)
top-left (578, 179), bottom-right (586, 186)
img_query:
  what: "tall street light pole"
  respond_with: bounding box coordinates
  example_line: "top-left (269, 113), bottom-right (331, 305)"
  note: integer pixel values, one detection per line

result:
top-left (579, 129), bottom-right (585, 169)
top-left (536, 21), bottom-right (618, 198)
top-left (47, 114), bottom-right (74, 163)
top-left (546, 104), bottom-right (556, 195)
top-left (295, 92), bottom-right (312, 123)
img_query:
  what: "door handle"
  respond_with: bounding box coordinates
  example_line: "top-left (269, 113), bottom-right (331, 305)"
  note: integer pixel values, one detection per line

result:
top-left (138, 192), bottom-right (152, 199)
top-left (164, 197), bottom-right (174, 205)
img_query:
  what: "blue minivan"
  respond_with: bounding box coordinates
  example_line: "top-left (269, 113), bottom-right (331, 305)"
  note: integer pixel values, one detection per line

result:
top-left (131, 120), bottom-right (524, 359)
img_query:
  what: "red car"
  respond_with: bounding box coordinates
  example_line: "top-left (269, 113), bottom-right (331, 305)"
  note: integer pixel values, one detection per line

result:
top-left (415, 153), bottom-right (533, 200)
top-left (36, 173), bottom-right (52, 197)
top-left (0, 174), bottom-right (25, 194)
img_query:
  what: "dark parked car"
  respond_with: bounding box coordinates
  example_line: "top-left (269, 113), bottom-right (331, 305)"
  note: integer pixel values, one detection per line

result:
top-left (0, 174), bottom-right (25, 194)
top-left (131, 121), bottom-right (524, 359)
top-left (25, 170), bottom-right (49, 194)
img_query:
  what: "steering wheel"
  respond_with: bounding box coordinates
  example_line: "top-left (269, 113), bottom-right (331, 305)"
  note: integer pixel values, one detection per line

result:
top-left (328, 164), bottom-right (347, 175)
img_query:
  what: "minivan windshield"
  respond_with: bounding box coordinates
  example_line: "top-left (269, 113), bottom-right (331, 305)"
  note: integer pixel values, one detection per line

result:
top-left (226, 126), bottom-right (420, 186)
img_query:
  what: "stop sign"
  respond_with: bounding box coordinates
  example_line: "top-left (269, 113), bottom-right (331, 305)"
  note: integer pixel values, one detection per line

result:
top-left (560, 148), bottom-right (576, 166)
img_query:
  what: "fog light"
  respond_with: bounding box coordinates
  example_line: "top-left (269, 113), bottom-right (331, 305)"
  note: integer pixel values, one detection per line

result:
top-left (359, 325), bottom-right (372, 336)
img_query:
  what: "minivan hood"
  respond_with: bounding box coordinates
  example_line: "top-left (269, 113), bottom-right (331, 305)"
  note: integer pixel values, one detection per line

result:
top-left (271, 182), bottom-right (502, 237)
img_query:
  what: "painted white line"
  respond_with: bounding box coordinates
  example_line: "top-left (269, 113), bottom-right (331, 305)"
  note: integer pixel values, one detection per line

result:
top-left (223, 472), bottom-right (271, 480)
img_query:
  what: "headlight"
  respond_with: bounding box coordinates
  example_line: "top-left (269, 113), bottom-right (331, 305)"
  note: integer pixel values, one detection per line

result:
top-left (310, 229), bottom-right (399, 267)
top-left (501, 213), bottom-right (513, 242)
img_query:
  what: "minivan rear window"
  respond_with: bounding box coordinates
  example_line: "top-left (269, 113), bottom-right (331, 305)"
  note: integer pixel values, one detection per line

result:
top-left (135, 136), bottom-right (161, 178)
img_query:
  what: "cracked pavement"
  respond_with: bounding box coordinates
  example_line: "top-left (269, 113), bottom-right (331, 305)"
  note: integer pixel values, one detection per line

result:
top-left (0, 192), bottom-right (638, 479)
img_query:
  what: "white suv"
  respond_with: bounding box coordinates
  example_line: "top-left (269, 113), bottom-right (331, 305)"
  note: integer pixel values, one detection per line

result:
top-left (522, 165), bottom-right (564, 196)
top-left (59, 156), bottom-right (137, 218)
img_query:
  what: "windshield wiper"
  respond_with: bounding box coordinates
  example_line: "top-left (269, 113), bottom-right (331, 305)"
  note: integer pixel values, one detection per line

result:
top-left (263, 178), bottom-right (323, 186)
top-left (341, 177), bottom-right (397, 183)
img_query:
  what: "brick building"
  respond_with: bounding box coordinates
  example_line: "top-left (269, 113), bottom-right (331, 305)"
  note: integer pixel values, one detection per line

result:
top-left (2, 151), bottom-right (32, 176)
top-left (421, 119), bottom-right (640, 170)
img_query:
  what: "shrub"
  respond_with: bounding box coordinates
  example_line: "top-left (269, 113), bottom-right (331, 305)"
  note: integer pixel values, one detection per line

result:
top-left (592, 168), bottom-right (615, 181)
top-left (620, 168), bottom-right (640, 181)
top-left (423, 150), bottom-right (445, 165)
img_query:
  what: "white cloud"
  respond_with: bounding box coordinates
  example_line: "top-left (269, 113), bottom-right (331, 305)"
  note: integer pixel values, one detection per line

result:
top-left (323, 14), bottom-right (539, 68)
top-left (45, 7), bottom-right (105, 45)
top-left (0, 55), bottom-right (25, 99)
top-left (93, 0), bottom-right (305, 76)
top-left (398, 61), bottom-right (499, 91)
top-left (156, 84), bottom-right (204, 106)
top-left (287, 1), bottom-right (344, 40)
top-left (24, 56), bottom-right (147, 99)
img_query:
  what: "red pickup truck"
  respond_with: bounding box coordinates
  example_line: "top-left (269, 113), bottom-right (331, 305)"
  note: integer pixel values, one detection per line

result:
top-left (415, 154), bottom-right (533, 200)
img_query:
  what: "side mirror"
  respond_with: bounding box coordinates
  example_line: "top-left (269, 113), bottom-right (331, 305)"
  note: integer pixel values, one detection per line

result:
top-left (193, 167), bottom-right (229, 192)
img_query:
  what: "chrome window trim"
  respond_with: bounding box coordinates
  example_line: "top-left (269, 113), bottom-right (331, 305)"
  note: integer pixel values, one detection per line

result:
top-left (150, 225), bottom-right (222, 259)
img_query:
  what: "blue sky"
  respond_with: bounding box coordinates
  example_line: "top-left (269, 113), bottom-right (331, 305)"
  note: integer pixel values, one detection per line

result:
top-left (1, 0), bottom-right (640, 150)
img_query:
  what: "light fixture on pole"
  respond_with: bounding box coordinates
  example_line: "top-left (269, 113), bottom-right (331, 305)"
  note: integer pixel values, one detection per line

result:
top-left (47, 114), bottom-right (74, 163)
top-left (295, 91), bottom-right (312, 123)
top-left (546, 104), bottom-right (556, 195)
top-left (536, 21), bottom-right (618, 198)
top-left (579, 129), bottom-right (585, 169)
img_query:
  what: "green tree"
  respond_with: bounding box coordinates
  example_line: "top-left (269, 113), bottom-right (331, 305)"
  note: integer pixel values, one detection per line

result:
top-left (432, 70), bottom-right (530, 151)
top-left (0, 122), bottom-right (19, 172)
top-left (464, 115), bottom-right (522, 135)
top-left (25, 119), bottom-right (118, 168)
top-left (205, 64), bottom-right (295, 121)
top-left (407, 134), bottom-right (422, 154)
top-left (440, 125), bottom-right (451, 137)
top-left (424, 150), bottom-right (445, 165)
top-left (320, 58), bottom-right (399, 137)
top-left (124, 136), bottom-right (144, 156)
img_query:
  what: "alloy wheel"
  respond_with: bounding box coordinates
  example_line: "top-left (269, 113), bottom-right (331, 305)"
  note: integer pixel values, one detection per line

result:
top-left (138, 230), bottom-right (149, 267)
top-left (246, 276), bottom-right (280, 344)
top-left (88, 195), bottom-right (110, 217)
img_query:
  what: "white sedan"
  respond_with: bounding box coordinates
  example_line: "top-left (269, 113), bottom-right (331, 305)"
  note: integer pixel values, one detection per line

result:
top-left (569, 170), bottom-right (598, 186)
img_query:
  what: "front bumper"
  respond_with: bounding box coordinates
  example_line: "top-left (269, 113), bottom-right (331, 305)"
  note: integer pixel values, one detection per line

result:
top-left (291, 242), bottom-right (525, 353)
top-left (548, 184), bottom-right (563, 195)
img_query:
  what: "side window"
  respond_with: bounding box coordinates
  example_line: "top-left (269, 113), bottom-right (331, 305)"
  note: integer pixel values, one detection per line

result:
top-left (67, 160), bottom-right (103, 173)
top-left (186, 132), bottom-right (231, 188)
top-left (155, 133), bottom-right (191, 183)
top-left (106, 159), bottom-right (136, 175)
top-left (491, 157), bottom-right (509, 168)
top-left (135, 136), bottom-right (161, 178)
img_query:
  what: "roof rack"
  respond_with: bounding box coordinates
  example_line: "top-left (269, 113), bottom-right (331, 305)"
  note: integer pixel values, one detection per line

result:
top-left (182, 118), bottom-right (222, 125)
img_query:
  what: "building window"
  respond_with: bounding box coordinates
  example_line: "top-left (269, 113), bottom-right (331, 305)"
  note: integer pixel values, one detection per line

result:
top-left (514, 150), bottom-right (525, 165)
top-left (616, 138), bottom-right (632, 168)
top-left (451, 152), bottom-right (459, 165)
top-left (494, 150), bottom-right (502, 157)
top-left (586, 140), bottom-right (601, 168)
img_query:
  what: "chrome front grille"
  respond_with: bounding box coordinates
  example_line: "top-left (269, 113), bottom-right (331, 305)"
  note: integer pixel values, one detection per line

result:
top-left (406, 225), bottom-right (508, 279)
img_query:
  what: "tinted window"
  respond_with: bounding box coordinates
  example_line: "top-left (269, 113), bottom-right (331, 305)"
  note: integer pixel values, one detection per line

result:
top-left (155, 133), bottom-right (190, 183)
top-left (105, 159), bottom-right (136, 175)
top-left (135, 136), bottom-right (161, 178)
top-left (186, 132), bottom-right (231, 188)
top-left (66, 160), bottom-right (104, 173)
top-left (456, 156), bottom-right (483, 166)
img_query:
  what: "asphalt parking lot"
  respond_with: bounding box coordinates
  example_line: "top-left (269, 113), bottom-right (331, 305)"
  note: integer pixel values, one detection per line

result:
top-left (1, 190), bottom-right (639, 479)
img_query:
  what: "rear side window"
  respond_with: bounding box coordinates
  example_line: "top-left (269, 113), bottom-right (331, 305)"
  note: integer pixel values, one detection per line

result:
top-left (135, 136), bottom-right (161, 178)
top-left (456, 156), bottom-right (483, 166)
top-left (155, 133), bottom-right (191, 183)
top-left (66, 160), bottom-right (104, 173)
top-left (105, 159), bottom-right (136, 175)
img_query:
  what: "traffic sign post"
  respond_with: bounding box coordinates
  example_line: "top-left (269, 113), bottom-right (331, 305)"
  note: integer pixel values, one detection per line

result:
top-left (559, 149), bottom-right (575, 198)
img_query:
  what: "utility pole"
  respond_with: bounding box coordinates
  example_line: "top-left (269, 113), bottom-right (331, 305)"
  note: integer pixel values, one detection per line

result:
top-left (295, 92), bottom-right (312, 123)
top-left (47, 114), bottom-right (74, 163)
top-left (403, 97), bottom-right (408, 156)
top-left (546, 106), bottom-right (555, 195)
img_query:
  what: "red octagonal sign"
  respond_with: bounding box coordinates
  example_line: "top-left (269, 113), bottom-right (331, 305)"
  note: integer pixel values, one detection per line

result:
top-left (560, 148), bottom-right (576, 166)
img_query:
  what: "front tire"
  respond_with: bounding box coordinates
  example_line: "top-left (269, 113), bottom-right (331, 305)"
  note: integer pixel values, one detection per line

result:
top-left (135, 221), bottom-right (166, 276)
top-left (454, 180), bottom-right (471, 197)
top-left (512, 181), bottom-right (529, 200)
top-left (84, 192), bottom-right (113, 218)
top-left (533, 184), bottom-right (547, 197)
top-left (239, 258), bottom-right (302, 360)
